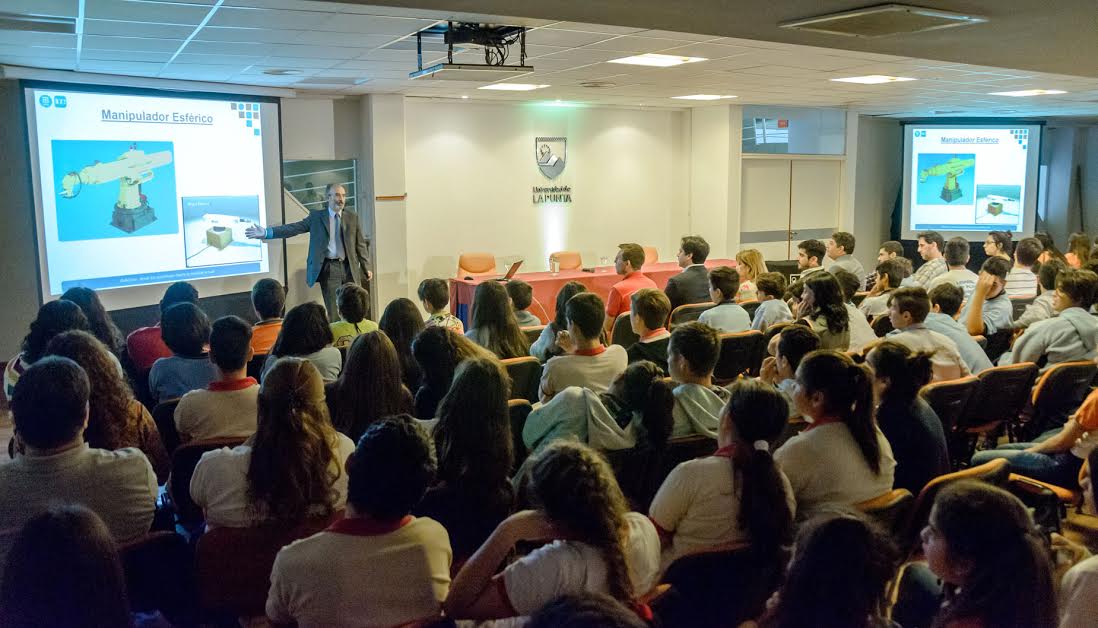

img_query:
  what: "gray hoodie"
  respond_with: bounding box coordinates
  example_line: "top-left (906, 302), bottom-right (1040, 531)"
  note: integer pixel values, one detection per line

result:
top-left (671, 383), bottom-right (732, 438)
top-left (1000, 307), bottom-right (1098, 370)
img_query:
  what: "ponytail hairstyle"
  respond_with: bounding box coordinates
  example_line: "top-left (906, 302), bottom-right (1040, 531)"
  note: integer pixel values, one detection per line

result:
top-left (724, 379), bottom-right (793, 554)
top-left (615, 360), bottom-right (675, 449)
top-left (527, 442), bottom-right (634, 602)
top-left (796, 350), bottom-right (881, 474)
top-left (801, 273), bottom-right (849, 334)
top-left (866, 341), bottom-right (933, 405)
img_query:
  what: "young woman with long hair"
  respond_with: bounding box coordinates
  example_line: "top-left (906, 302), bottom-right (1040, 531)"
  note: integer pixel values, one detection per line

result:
top-left (650, 379), bottom-right (794, 567)
top-left (795, 272), bottom-right (850, 351)
top-left (444, 441), bottom-right (661, 620)
top-left (4, 299), bottom-right (89, 401)
top-left (773, 350), bottom-right (895, 520)
top-left (1034, 232), bottom-right (1068, 266)
top-left (411, 326), bottom-right (493, 419)
top-left (45, 331), bottom-right (170, 482)
top-left (1066, 232), bottom-right (1091, 269)
top-left (984, 230), bottom-right (1013, 261)
top-left (734, 248), bottom-right (768, 302)
top-left (263, 302), bottom-right (341, 381)
top-left (923, 480), bottom-right (1056, 628)
top-left (190, 357), bottom-right (354, 527)
top-left (530, 280), bottom-right (588, 362)
top-left (325, 330), bottom-right (413, 442)
top-left (415, 357), bottom-right (515, 562)
top-left (465, 281), bottom-right (529, 359)
top-left (61, 287), bottom-right (125, 357)
top-left (379, 297), bottom-right (426, 391)
top-left (867, 341), bottom-right (949, 494)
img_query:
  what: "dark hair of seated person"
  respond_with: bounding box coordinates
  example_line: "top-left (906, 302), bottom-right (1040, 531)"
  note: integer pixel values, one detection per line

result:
top-left (564, 292), bottom-right (607, 341)
top-left (468, 281), bottom-right (529, 359)
top-left (528, 593), bottom-right (647, 628)
top-left (20, 300), bottom-right (89, 364)
top-left (160, 301), bottom-right (211, 358)
top-left (250, 278), bottom-right (285, 320)
top-left (668, 322), bottom-right (721, 377)
top-left (0, 505), bottom-right (132, 628)
top-left (60, 287), bottom-right (124, 356)
top-left (10, 356), bottom-right (89, 450)
top-left (326, 331), bottom-right (411, 442)
top-left (336, 283), bottom-right (370, 325)
top-left (411, 326), bottom-right (492, 419)
top-left (270, 302), bottom-right (333, 357)
top-left (347, 415), bottom-right (436, 521)
top-left (928, 283), bottom-right (964, 317)
top-left (159, 281), bottom-right (199, 316)
top-left (379, 297), bottom-right (426, 390)
top-left (551, 280), bottom-right (588, 333)
top-left (417, 278), bottom-right (450, 312)
top-left (209, 315), bottom-right (253, 371)
top-left (603, 360), bottom-right (675, 449)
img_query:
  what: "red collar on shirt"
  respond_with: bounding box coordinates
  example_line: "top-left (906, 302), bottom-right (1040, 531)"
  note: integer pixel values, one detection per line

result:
top-left (327, 515), bottom-right (413, 536)
top-left (803, 416), bottom-right (842, 432)
top-left (208, 377), bottom-right (258, 392)
top-left (574, 345), bottom-right (607, 356)
top-left (640, 328), bottom-right (670, 341)
top-left (712, 445), bottom-right (735, 458)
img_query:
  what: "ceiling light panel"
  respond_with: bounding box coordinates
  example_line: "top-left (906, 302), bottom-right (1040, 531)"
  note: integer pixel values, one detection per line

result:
top-left (607, 53), bottom-right (707, 67)
top-left (478, 83), bottom-right (550, 91)
top-left (671, 94), bottom-right (736, 100)
top-left (831, 74), bottom-right (917, 84)
top-left (989, 89), bottom-right (1067, 96)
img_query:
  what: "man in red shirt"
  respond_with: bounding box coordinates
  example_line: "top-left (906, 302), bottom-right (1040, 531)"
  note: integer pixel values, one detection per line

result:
top-left (605, 243), bottom-right (657, 333)
top-left (126, 282), bottom-right (199, 372)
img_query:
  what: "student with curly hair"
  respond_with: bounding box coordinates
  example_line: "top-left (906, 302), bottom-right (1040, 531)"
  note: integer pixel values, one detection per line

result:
top-left (3, 300), bottom-right (88, 401)
top-left (60, 287), bottom-right (124, 357)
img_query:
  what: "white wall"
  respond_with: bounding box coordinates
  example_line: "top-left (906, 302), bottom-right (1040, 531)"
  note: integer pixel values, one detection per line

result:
top-left (850, 116), bottom-right (902, 271)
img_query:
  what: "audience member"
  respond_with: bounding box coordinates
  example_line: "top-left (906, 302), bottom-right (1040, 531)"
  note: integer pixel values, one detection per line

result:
top-left (1035, 231), bottom-right (1068, 266)
top-left (927, 237), bottom-right (979, 303)
top-left (831, 268), bottom-right (876, 353)
top-left (625, 288), bottom-right (672, 374)
top-left (0, 358), bottom-right (157, 569)
top-left (733, 248), bottom-right (767, 301)
top-left (1006, 236), bottom-right (1043, 297)
top-left (148, 302), bottom-right (218, 403)
top-left (911, 230), bottom-right (948, 287)
top-left (326, 331), bottom-right (413, 442)
top-left (411, 326), bottom-right (492, 420)
top-left (191, 358), bottom-right (354, 528)
top-left (380, 297), bottom-right (426, 391)
top-left (964, 256), bottom-right (1015, 336)
top-left (605, 243), bottom-right (657, 328)
top-left (664, 236), bottom-right (712, 310)
top-left (877, 240), bottom-right (904, 264)
top-left (329, 283), bottom-right (378, 349)
top-left (774, 350), bottom-right (896, 519)
top-left (4, 299), bottom-right (89, 401)
top-left (650, 379), bottom-right (794, 567)
top-left (860, 258), bottom-right (906, 318)
top-left (698, 266), bottom-right (751, 333)
top-left (261, 302), bottom-right (342, 382)
top-left (866, 342), bottom-right (950, 494)
top-left (925, 284), bottom-right (993, 374)
top-left (885, 287), bottom-right (970, 382)
top-left (173, 315), bottom-right (259, 444)
top-left (827, 231), bottom-right (865, 282)
top-left (415, 358), bottom-right (514, 562)
top-left (1002, 268), bottom-right (1098, 368)
top-left (45, 331), bottom-right (169, 482)
top-left (464, 281), bottom-right (530, 359)
top-left (249, 278), bottom-right (285, 355)
top-left (759, 324), bottom-right (820, 412)
top-left (1066, 232), bottom-right (1090, 269)
top-left (506, 279), bottom-right (542, 327)
top-left (667, 322), bottom-right (727, 438)
top-left (126, 281), bottom-right (198, 372)
top-left (527, 593), bottom-right (647, 628)
top-left (750, 272), bottom-right (793, 332)
top-left (60, 287), bottom-right (124, 357)
top-left (266, 417), bottom-right (450, 627)
top-left (531, 281), bottom-right (588, 362)
top-left (419, 277), bottom-right (464, 334)
top-left (795, 239), bottom-right (826, 277)
top-left (984, 230), bottom-right (1014, 261)
top-left (444, 441), bottom-right (660, 619)
top-left (794, 272), bottom-right (850, 351)
top-left (922, 481), bottom-right (1056, 628)
top-left (1057, 447), bottom-right (1098, 628)
top-left (539, 293), bottom-right (627, 403)
top-left (1013, 258), bottom-right (1064, 330)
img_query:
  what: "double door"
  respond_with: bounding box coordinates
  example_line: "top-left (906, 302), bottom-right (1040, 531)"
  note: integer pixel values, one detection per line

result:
top-left (739, 158), bottom-right (842, 260)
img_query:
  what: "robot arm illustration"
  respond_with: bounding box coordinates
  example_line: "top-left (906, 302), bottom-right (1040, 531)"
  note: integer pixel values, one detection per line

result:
top-left (918, 156), bottom-right (975, 203)
top-left (59, 145), bottom-right (173, 233)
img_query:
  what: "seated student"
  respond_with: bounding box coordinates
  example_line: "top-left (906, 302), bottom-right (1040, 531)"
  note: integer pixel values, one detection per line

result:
top-left (927, 237), bottom-right (979, 304)
top-left (831, 268), bottom-right (877, 353)
top-left (649, 379), bottom-right (795, 568)
top-left (760, 511), bottom-right (898, 628)
top-left (733, 248), bottom-right (766, 302)
top-left (665, 235), bottom-right (713, 310)
top-left (870, 240), bottom-right (905, 290)
top-left (266, 417), bottom-right (451, 627)
top-left (773, 351), bottom-right (896, 520)
top-left (528, 593), bottom-right (648, 628)
top-left (465, 281), bottom-right (530, 359)
top-left (826, 231), bottom-right (865, 283)
top-left (524, 360), bottom-right (675, 456)
top-left (0, 358), bottom-right (157, 569)
top-left (859, 258), bottom-right (905, 319)
top-left (261, 302), bottom-right (342, 382)
top-left (750, 272), bottom-right (793, 332)
top-left (539, 293), bottom-right (628, 403)
top-left (605, 243), bottom-right (658, 330)
top-left (531, 281), bottom-right (588, 362)
top-left (795, 238), bottom-right (827, 278)
top-left (444, 441), bottom-right (660, 620)
top-left (126, 281), bottom-right (198, 372)
top-left (148, 302), bottom-right (219, 403)
top-left (414, 358), bottom-right (514, 563)
top-left (174, 316), bottom-right (259, 444)
top-left (329, 283), bottom-right (378, 349)
top-left (866, 342), bottom-right (950, 494)
top-left (984, 230), bottom-right (1013, 262)
top-left (626, 289), bottom-right (672, 374)
top-left (45, 331), bottom-right (169, 483)
top-left (506, 279), bottom-right (542, 327)
top-left (922, 481), bottom-right (1056, 628)
top-left (326, 331), bottom-right (414, 442)
top-left (419, 277), bottom-right (464, 334)
top-left (4, 300), bottom-right (89, 401)
top-left (794, 272), bottom-right (850, 351)
top-left (911, 230), bottom-right (948, 288)
top-left (1058, 447), bottom-right (1098, 628)
top-left (60, 287), bottom-right (124, 357)
top-left (884, 287), bottom-right (970, 382)
top-left (191, 358), bottom-right (355, 528)
top-left (1013, 259), bottom-right (1064, 330)
top-left (249, 278), bottom-right (285, 356)
top-left (1066, 231), bottom-right (1091, 269)
top-left (925, 284), bottom-right (994, 374)
top-left (1005, 236), bottom-right (1043, 297)
top-left (668, 322), bottom-right (729, 438)
top-left (759, 324), bottom-right (821, 412)
top-left (412, 326), bottom-right (493, 420)
top-left (964, 256), bottom-right (1015, 336)
top-left (1001, 268), bottom-right (1098, 368)
top-left (698, 266), bottom-right (751, 332)
top-left (380, 298), bottom-right (426, 391)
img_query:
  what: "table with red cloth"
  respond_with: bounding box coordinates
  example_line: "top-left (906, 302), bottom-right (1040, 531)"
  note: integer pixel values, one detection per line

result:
top-left (449, 259), bottom-right (737, 328)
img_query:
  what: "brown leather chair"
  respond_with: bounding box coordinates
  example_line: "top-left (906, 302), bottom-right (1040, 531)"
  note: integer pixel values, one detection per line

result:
top-left (856, 488), bottom-right (915, 542)
top-left (714, 331), bottom-right (767, 383)
top-left (954, 363), bottom-right (1038, 461)
top-left (919, 375), bottom-right (979, 466)
top-left (549, 251), bottom-right (582, 271)
top-left (611, 312), bottom-right (639, 348)
top-left (456, 252), bottom-right (496, 278)
top-left (502, 356), bottom-right (541, 403)
top-left (669, 302), bottom-right (716, 328)
top-left (1024, 360), bottom-right (1098, 440)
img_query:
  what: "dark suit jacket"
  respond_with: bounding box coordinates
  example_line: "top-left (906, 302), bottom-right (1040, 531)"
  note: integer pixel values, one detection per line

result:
top-left (664, 265), bottom-right (711, 311)
top-left (268, 208), bottom-right (370, 287)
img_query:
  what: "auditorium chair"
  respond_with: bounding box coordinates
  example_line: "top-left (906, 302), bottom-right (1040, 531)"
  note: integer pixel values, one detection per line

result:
top-left (611, 312), bottom-right (639, 348)
top-left (856, 488), bottom-right (915, 543)
top-left (1010, 295), bottom-right (1036, 320)
top-left (120, 531), bottom-right (195, 624)
top-left (1021, 360), bottom-right (1097, 440)
top-left (1009, 460), bottom-right (1089, 510)
top-left (502, 356), bottom-right (541, 404)
top-left (713, 331), bottom-right (767, 384)
top-left (952, 363), bottom-right (1038, 463)
top-left (870, 314), bottom-right (894, 337)
top-left (668, 302), bottom-right (715, 328)
top-left (246, 353), bottom-right (267, 380)
top-left (902, 458), bottom-right (1010, 558)
top-left (508, 399), bottom-right (533, 473)
top-left (168, 436), bottom-right (248, 526)
top-left (456, 252), bottom-right (497, 278)
top-left (658, 547), bottom-right (785, 628)
top-left (151, 398), bottom-right (183, 454)
top-left (522, 325), bottom-right (545, 345)
top-left (642, 246), bottom-right (659, 267)
top-left (548, 250), bottom-right (582, 271)
top-left (851, 291), bottom-right (869, 307)
top-left (739, 299), bottom-right (760, 320)
top-left (919, 376), bottom-right (979, 465)
top-left (982, 328), bottom-right (1014, 363)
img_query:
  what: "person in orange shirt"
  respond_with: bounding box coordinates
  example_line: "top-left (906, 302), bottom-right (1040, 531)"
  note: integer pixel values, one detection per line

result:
top-left (604, 243), bottom-right (656, 334)
top-left (249, 278), bottom-right (285, 356)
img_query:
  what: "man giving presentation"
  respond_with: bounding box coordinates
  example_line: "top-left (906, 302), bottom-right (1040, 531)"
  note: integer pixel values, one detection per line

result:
top-left (246, 184), bottom-right (372, 321)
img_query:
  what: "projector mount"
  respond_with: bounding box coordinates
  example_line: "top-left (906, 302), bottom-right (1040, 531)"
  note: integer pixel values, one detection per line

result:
top-left (416, 22), bottom-right (527, 71)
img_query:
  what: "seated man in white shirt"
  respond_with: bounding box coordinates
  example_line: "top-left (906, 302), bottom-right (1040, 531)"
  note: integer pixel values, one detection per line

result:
top-left (964, 257), bottom-right (1016, 337)
top-left (860, 258), bottom-right (906, 319)
top-left (698, 265), bottom-right (751, 333)
top-left (539, 292), bottom-right (627, 403)
top-left (831, 268), bottom-right (877, 353)
top-left (927, 237), bottom-right (979, 304)
top-left (1005, 237), bottom-right (1042, 297)
top-left (885, 287), bottom-right (970, 382)
top-left (267, 417), bottom-right (451, 627)
top-left (667, 322), bottom-right (730, 438)
top-left (174, 315), bottom-right (260, 443)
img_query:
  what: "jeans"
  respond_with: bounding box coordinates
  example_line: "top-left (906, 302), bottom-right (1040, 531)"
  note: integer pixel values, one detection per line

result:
top-left (970, 442), bottom-right (1083, 486)
top-left (319, 259), bottom-right (352, 323)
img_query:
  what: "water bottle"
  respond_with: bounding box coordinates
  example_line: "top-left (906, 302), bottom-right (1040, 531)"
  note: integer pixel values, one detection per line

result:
top-left (549, 256), bottom-right (559, 275)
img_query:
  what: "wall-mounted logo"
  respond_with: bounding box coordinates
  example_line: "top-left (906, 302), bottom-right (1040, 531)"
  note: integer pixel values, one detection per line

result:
top-left (38, 95), bottom-right (52, 108)
top-left (535, 136), bottom-right (566, 179)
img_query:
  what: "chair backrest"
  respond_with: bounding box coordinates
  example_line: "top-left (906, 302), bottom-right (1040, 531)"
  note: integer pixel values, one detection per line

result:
top-left (1028, 360), bottom-right (1098, 438)
top-left (502, 356), bottom-right (541, 404)
top-left (669, 302), bottom-right (716, 328)
top-left (603, 446), bottom-right (659, 512)
top-left (508, 399), bottom-right (533, 473)
top-left (169, 436), bottom-right (249, 525)
top-left (610, 312), bottom-right (639, 348)
top-left (120, 531), bottom-right (195, 621)
top-left (851, 291), bottom-right (869, 307)
top-left (983, 329), bottom-right (1014, 363)
top-left (522, 325), bottom-right (546, 345)
top-left (855, 488), bottom-right (915, 542)
top-left (739, 300), bottom-right (760, 320)
top-left (870, 314), bottom-right (894, 337)
top-left (1010, 295), bottom-right (1036, 319)
top-left (150, 398), bottom-right (182, 454)
top-left (762, 321), bottom-right (792, 345)
top-left (714, 331), bottom-right (767, 383)
top-left (195, 514), bottom-right (340, 617)
top-left (957, 363), bottom-right (1038, 433)
top-left (246, 353), bottom-right (268, 380)
top-left (456, 252), bottom-right (497, 277)
top-left (549, 250), bottom-right (582, 271)
top-left (659, 547), bottom-right (785, 627)
top-left (919, 375), bottom-right (979, 435)
top-left (642, 246), bottom-right (659, 266)
top-left (903, 458), bottom-right (1010, 555)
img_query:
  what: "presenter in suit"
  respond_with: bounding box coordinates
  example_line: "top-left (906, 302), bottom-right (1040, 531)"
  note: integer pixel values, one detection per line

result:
top-left (664, 235), bottom-right (712, 311)
top-left (245, 184), bottom-right (372, 322)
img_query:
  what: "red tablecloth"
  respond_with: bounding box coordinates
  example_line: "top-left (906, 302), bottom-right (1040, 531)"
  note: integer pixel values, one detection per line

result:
top-left (450, 259), bottom-right (737, 327)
